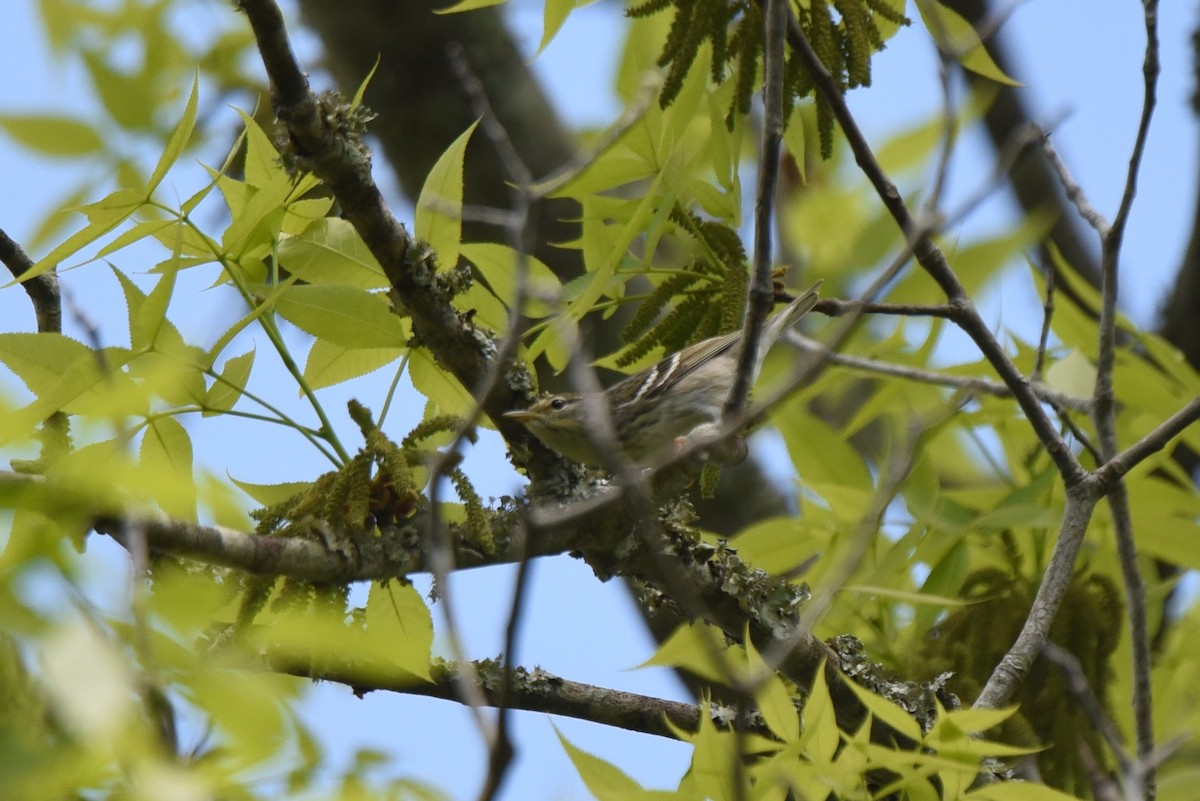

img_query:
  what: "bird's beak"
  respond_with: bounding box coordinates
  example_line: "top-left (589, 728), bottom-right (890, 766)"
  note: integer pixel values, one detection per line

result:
top-left (502, 409), bottom-right (536, 424)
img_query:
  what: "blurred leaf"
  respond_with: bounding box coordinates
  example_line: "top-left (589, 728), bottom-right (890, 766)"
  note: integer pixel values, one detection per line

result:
top-left (140, 415), bottom-right (196, 520)
top-left (914, 0), bottom-right (1020, 86)
top-left (364, 582), bottom-right (433, 681)
top-left (0, 114), bottom-right (105, 156)
top-left (1044, 350), bottom-right (1096, 399)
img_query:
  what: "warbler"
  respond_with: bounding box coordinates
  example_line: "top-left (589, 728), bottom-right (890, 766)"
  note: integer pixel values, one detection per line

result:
top-left (504, 282), bottom-right (822, 466)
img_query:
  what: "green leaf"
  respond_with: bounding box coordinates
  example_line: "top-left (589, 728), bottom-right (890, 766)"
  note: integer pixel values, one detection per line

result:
top-left (147, 74), bottom-right (199, 193)
top-left (690, 709), bottom-right (743, 801)
top-left (461, 242), bottom-right (563, 317)
top-left (726, 516), bottom-right (828, 578)
top-left (230, 476), bottom-right (312, 507)
top-left (841, 679), bottom-right (922, 743)
top-left (364, 582), bottom-right (433, 681)
top-left (1044, 349), bottom-right (1096, 400)
top-left (557, 728), bottom-right (650, 801)
top-left (415, 120), bottom-right (478, 272)
top-left (638, 621), bottom-right (736, 684)
top-left (0, 114), bottom-right (105, 156)
top-left (275, 285), bottom-right (408, 348)
top-left (539, 0), bottom-right (578, 54)
top-left (235, 108), bottom-right (286, 190)
top-left (140, 416), bottom-right (196, 520)
top-left (799, 662), bottom-right (839, 764)
top-left (912, 539), bottom-right (970, 634)
top-left (746, 638), bottom-right (800, 742)
top-left (776, 405), bottom-right (872, 490)
top-left (965, 784), bottom-right (1087, 801)
top-left (82, 47), bottom-right (158, 130)
top-left (304, 340), bottom-right (403, 390)
top-left (0, 333), bottom-right (94, 395)
top-left (205, 349), bottom-right (256, 415)
top-left (913, 0), bottom-right (1020, 86)
top-left (277, 218), bottom-right (388, 289)
top-left (434, 0), bottom-right (506, 13)
top-left (20, 188), bottom-right (145, 282)
top-left (409, 347), bottom-right (475, 418)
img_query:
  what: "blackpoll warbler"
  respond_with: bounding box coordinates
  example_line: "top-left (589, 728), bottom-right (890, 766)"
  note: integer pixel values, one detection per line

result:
top-left (504, 282), bottom-right (822, 466)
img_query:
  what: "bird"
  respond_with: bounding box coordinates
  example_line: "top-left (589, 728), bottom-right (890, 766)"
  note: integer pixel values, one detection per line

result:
top-left (503, 281), bottom-right (822, 467)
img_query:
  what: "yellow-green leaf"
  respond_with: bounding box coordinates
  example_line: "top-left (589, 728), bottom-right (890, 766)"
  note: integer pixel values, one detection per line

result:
top-left (147, 75), bottom-right (199, 193)
top-left (0, 114), bottom-right (105, 156)
top-left (539, 0), bottom-right (578, 54)
top-left (557, 728), bottom-right (649, 801)
top-left (364, 582), bottom-right (433, 681)
top-left (914, 0), bottom-right (1020, 86)
top-left (415, 120), bottom-right (478, 271)
top-left (275, 285), bottom-right (408, 348)
top-left (434, 0), bottom-right (506, 13)
top-left (409, 347), bottom-right (475, 417)
top-left (841, 679), bottom-right (922, 743)
top-left (230, 476), bottom-right (312, 507)
top-left (205, 349), bottom-right (255, 415)
top-left (140, 416), bottom-right (196, 520)
top-left (277, 217), bottom-right (388, 289)
top-left (304, 340), bottom-right (403, 390)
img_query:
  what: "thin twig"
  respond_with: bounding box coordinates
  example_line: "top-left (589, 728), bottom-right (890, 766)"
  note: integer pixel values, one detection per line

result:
top-left (786, 333), bottom-right (1091, 412)
top-left (1089, 4), bottom-right (1161, 795)
top-left (726, 0), bottom-right (788, 418)
top-left (1041, 641), bottom-right (1131, 775)
top-left (1032, 263), bottom-right (1056, 382)
top-left (423, 43), bottom-right (542, 792)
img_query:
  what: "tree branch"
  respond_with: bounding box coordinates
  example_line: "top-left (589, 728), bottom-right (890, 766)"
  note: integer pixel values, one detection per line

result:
top-left (0, 227), bottom-right (61, 334)
top-left (270, 655), bottom-right (771, 741)
top-left (727, 0), bottom-right (788, 417)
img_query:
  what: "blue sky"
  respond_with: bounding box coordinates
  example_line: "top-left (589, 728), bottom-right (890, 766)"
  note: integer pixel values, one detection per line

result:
top-left (1, 2), bottom-right (1196, 799)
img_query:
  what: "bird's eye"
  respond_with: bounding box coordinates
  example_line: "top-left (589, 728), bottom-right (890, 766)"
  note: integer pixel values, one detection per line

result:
top-left (549, 397), bottom-right (567, 411)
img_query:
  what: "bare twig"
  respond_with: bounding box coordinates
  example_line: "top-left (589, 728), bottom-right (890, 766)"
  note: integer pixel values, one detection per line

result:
top-left (726, 0), bottom-right (788, 418)
top-left (1032, 263), bottom-right (1056, 382)
top-left (421, 43), bottom-right (544, 795)
top-left (1041, 641), bottom-right (1131, 775)
top-left (1092, 398), bottom-right (1200, 493)
top-left (786, 333), bottom-right (1092, 412)
top-left (813, 298), bottom-right (958, 320)
top-left (1087, 4), bottom-right (1161, 794)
